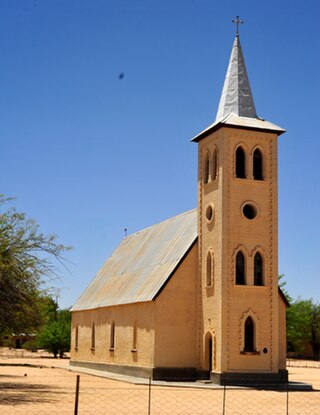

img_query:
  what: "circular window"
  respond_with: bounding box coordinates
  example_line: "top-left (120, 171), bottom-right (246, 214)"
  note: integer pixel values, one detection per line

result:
top-left (242, 203), bottom-right (257, 220)
top-left (206, 204), bottom-right (214, 222)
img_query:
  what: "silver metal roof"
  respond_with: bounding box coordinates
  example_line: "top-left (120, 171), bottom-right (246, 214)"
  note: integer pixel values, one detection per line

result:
top-left (192, 35), bottom-right (285, 143)
top-left (192, 113), bottom-right (285, 142)
top-left (71, 209), bottom-right (197, 311)
top-left (216, 35), bottom-right (257, 121)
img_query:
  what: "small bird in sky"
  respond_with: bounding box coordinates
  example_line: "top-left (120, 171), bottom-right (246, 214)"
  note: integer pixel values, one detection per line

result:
top-left (118, 73), bottom-right (124, 80)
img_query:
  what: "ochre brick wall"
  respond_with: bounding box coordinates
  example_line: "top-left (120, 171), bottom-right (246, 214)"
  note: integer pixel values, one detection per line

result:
top-left (71, 244), bottom-right (198, 371)
top-left (198, 126), bottom-right (285, 375)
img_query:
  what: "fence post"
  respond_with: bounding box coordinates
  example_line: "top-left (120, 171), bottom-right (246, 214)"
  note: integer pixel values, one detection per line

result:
top-left (222, 379), bottom-right (226, 415)
top-left (74, 375), bottom-right (80, 415)
top-left (286, 379), bottom-right (289, 415)
top-left (148, 377), bottom-right (152, 415)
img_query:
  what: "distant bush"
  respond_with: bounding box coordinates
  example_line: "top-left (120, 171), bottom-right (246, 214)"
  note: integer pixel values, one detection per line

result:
top-left (22, 339), bottom-right (38, 352)
top-left (2, 337), bottom-right (15, 348)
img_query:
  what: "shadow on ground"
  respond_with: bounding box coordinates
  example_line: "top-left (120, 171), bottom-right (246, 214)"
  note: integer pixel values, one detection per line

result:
top-left (0, 379), bottom-right (67, 405)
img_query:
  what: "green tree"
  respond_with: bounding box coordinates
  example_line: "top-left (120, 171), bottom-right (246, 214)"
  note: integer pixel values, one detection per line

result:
top-left (287, 299), bottom-right (320, 360)
top-left (34, 295), bottom-right (60, 327)
top-left (0, 195), bottom-right (71, 335)
top-left (37, 308), bottom-right (71, 358)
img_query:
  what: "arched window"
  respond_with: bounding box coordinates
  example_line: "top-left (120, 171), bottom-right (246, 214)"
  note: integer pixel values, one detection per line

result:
top-left (236, 251), bottom-right (246, 285)
top-left (132, 321), bottom-right (137, 350)
top-left (253, 149), bottom-right (263, 180)
top-left (236, 147), bottom-right (246, 178)
top-left (254, 252), bottom-right (264, 286)
top-left (204, 153), bottom-right (210, 184)
top-left (110, 321), bottom-right (115, 350)
top-left (75, 325), bottom-right (79, 349)
top-left (244, 317), bottom-right (255, 352)
top-left (212, 148), bottom-right (218, 181)
top-left (206, 251), bottom-right (214, 287)
top-left (91, 322), bottom-right (95, 349)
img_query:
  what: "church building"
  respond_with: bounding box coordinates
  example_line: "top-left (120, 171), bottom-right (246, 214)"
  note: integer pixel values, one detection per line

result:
top-left (70, 28), bottom-right (288, 384)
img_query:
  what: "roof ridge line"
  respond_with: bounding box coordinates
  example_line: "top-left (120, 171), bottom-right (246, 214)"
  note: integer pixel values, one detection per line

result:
top-left (125, 208), bottom-right (197, 239)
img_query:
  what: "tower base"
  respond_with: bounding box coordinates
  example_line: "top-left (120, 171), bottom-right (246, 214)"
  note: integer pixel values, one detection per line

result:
top-left (210, 370), bottom-right (288, 386)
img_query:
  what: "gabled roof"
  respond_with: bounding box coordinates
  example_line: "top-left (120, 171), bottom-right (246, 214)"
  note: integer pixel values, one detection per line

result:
top-left (71, 209), bottom-right (197, 311)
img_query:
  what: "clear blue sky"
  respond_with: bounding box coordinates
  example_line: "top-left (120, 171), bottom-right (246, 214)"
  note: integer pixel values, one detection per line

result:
top-left (1, 0), bottom-right (319, 308)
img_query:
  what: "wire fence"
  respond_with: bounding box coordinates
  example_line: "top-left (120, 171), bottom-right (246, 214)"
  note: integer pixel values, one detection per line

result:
top-left (74, 376), bottom-right (319, 415)
top-left (286, 359), bottom-right (320, 369)
top-left (0, 365), bottom-right (319, 415)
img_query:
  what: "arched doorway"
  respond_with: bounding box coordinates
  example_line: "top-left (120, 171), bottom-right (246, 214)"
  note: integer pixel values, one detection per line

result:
top-left (204, 332), bottom-right (213, 372)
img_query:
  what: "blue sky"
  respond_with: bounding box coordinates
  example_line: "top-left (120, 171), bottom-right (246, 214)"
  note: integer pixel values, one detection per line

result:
top-left (1, 0), bottom-right (319, 308)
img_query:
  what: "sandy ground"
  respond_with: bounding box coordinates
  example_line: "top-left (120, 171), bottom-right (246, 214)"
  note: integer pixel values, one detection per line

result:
top-left (0, 353), bottom-right (319, 415)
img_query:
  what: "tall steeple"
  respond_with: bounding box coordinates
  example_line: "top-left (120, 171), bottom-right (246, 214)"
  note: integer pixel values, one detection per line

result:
top-left (215, 34), bottom-right (257, 121)
top-left (195, 21), bottom-right (288, 385)
top-left (192, 26), bottom-right (285, 143)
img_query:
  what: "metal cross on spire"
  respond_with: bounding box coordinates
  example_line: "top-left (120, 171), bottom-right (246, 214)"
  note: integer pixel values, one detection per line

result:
top-left (232, 16), bottom-right (244, 36)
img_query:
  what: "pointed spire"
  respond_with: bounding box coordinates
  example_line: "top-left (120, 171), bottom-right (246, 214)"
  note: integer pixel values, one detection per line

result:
top-left (215, 35), bottom-right (257, 121)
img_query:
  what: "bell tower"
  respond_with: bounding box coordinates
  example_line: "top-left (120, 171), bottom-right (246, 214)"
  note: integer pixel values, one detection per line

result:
top-left (193, 28), bottom-right (287, 384)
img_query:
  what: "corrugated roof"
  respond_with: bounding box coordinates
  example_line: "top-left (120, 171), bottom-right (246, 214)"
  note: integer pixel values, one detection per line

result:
top-left (71, 209), bottom-right (197, 311)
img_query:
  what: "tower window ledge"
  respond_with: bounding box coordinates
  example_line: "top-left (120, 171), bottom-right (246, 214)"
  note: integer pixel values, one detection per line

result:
top-left (204, 184), bottom-right (218, 198)
top-left (234, 284), bottom-right (267, 288)
top-left (240, 351), bottom-right (260, 355)
top-left (247, 178), bottom-right (266, 183)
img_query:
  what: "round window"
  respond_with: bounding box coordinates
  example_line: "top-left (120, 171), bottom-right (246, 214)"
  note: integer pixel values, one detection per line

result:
top-left (206, 204), bottom-right (214, 222)
top-left (242, 203), bottom-right (257, 220)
